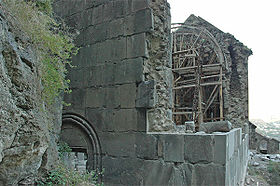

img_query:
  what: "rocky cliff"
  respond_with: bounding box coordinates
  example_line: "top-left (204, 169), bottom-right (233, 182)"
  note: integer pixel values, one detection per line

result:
top-left (0, 2), bottom-right (62, 185)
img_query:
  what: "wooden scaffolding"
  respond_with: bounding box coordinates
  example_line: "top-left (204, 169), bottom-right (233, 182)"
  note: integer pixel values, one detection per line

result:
top-left (171, 24), bottom-right (225, 130)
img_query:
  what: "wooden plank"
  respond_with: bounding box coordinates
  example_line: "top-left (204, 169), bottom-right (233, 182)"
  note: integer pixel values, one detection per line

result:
top-left (204, 117), bottom-right (224, 121)
top-left (173, 112), bottom-right (193, 115)
top-left (203, 85), bottom-right (218, 114)
top-left (176, 107), bottom-right (193, 110)
top-left (173, 51), bottom-right (196, 56)
top-left (219, 68), bottom-right (224, 120)
top-left (201, 74), bottom-right (220, 79)
top-left (173, 81), bottom-right (221, 90)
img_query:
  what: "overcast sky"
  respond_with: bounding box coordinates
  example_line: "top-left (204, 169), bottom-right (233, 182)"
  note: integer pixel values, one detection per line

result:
top-left (169, 0), bottom-right (280, 122)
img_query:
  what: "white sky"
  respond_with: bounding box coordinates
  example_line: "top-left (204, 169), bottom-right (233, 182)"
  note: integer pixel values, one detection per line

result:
top-left (169, 0), bottom-right (280, 122)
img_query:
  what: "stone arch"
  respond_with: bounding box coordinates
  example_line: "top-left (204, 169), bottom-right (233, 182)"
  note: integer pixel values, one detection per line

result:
top-left (60, 113), bottom-right (102, 171)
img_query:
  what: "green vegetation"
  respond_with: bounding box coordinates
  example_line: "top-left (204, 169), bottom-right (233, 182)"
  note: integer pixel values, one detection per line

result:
top-left (267, 161), bottom-right (280, 185)
top-left (38, 141), bottom-right (103, 185)
top-left (37, 164), bottom-right (103, 186)
top-left (58, 141), bottom-right (72, 158)
top-left (3, 0), bottom-right (78, 105)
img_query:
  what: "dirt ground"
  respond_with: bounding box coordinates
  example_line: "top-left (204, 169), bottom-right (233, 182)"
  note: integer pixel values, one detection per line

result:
top-left (245, 151), bottom-right (280, 186)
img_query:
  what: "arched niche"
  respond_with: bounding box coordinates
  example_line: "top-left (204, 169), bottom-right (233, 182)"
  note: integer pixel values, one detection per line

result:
top-left (60, 113), bottom-right (102, 171)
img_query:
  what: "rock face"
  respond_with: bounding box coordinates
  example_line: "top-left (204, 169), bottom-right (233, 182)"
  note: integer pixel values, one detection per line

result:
top-left (0, 5), bottom-right (61, 185)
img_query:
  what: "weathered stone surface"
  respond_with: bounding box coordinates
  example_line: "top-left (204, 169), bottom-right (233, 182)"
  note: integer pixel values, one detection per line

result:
top-left (64, 88), bottom-right (86, 109)
top-left (169, 163), bottom-right (194, 186)
top-left (119, 83), bottom-right (136, 108)
top-left (145, 0), bottom-right (173, 132)
top-left (184, 135), bottom-right (214, 163)
top-left (100, 132), bottom-right (136, 157)
top-left (102, 156), bottom-right (144, 185)
top-left (136, 80), bottom-right (156, 108)
top-left (0, 9), bottom-right (61, 185)
top-left (127, 33), bottom-right (148, 58)
top-left (141, 160), bottom-right (173, 185)
top-left (162, 135), bottom-right (184, 162)
top-left (136, 133), bottom-right (158, 159)
top-left (97, 108), bottom-right (141, 132)
top-left (213, 134), bottom-right (228, 164)
top-left (193, 163), bottom-right (226, 186)
top-left (200, 121), bottom-right (232, 133)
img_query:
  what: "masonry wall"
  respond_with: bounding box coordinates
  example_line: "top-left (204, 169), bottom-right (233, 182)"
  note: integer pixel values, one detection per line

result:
top-left (254, 132), bottom-right (280, 154)
top-left (53, 0), bottom-right (175, 184)
top-left (53, 1), bottom-right (249, 185)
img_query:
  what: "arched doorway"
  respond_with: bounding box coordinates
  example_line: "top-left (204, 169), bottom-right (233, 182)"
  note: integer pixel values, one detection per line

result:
top-left (60, 113), bottom-right (102, 171)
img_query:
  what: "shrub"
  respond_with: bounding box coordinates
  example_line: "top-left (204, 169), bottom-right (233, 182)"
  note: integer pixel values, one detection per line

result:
top-left (58, 141), bottom-right (72, 158)
top-left (2, 0), bottom-right (78, 105)
top-left (267, 161), bottom-right (280, 185)
top-left (37, 163), bottom-right (103, 186)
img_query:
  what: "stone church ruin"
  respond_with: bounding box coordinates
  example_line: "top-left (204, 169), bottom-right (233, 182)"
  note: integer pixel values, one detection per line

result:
top-left (0, 0), bottom-right (254, 185)
top-left (51, 0), bottom-right (253, 185)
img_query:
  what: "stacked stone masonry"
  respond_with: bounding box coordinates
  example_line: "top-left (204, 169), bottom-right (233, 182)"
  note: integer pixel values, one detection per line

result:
top-left (249, 122), bottom-right (280, 154)
top-left (53, 0), bottom-right (250, 185)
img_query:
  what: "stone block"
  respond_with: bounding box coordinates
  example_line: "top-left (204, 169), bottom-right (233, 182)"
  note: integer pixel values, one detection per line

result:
top-left (184, 135), bottom-right (214, 164)
top-left (85, 108), bottom-right (105, 133)
top-left (119, 83), bottom-right (136, 108)
top-left (102, 1), bottom-right (114, 22)
top-left (53, 0), bottom-right (87, 18)
top-left (103, 63), bottom-right (116, 84)
top-left (85, 65), bottom-right (105, 87)
top-left (67, 68), bottom-right (85, 88)
top-left (85, 88), bottom-right (105, 108)
top-left (168, 166), bottom-right (185, 186)
top-left (113, 0), bottom-right (129, 19)
top-left (131, 0), bottom-right (149, 12)
top-left (96, 40), bottom-right (112, 63)
top-left (111, 37), bottom-right (127, 61)
top-left (193, 164), bottom-right (225, 186)
top-left (136, 133), bottom-right (158, 159)
top-left (102, 156), bottom-right (144, 185)
top-left (72, 44), bottom-right (97, 67)
top-left (228, 130), bottom-right (235, 159)
top-left (136, 109), bottom-right (147, 132)
top-left (65, 12), bottom-right (84, 30)
top-left (91, 5), bottom-right (103, 25)
top-left (64, 88), bottom-right (85, 109)
top-left (105, 86), bottom-right (120, 108)
top-left (213, 134), bottom-right (228, 165)
top-left (124, 8), bottom-right (153, 35)
top-left (101, 132), bottom-right (136, 157)
top-left (90, 23), bottom-right (108, 44)
top-left (169, 163), bottom-right (194, 186)
top-left (126, 33), bottom-right (148, 58)
top-left (141, 160), bottom-right (174, 185)
top-left (234, 128), bottom-right (242, 151)
top-left (103, 109), bottom-right (138, 132)
top-left (124, 14), bottom-right (134, 36)
top-left (136, 80), bottom-right (156, 108)
top-left (134, 9), bottom-right (153, 34)
top-left (162, 135), bottom-right (184, 162)
top-left (115, 58), bottom-right (144, 84)
top-left (108, 18), bottom-right (125, 38)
